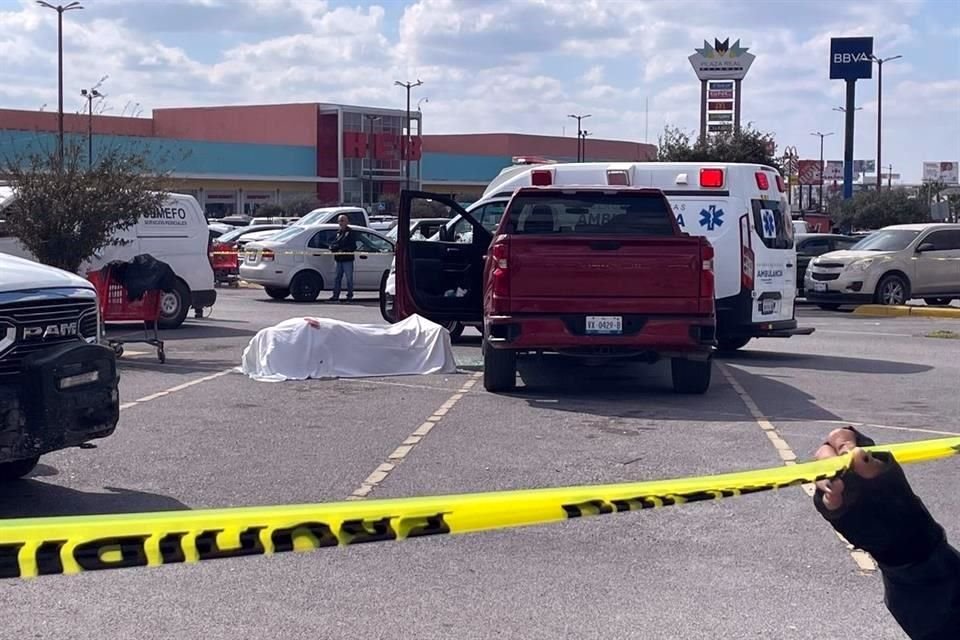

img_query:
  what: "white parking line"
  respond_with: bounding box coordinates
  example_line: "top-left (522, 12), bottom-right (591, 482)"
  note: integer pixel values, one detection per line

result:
top-left (348, 372), bottom-right (482, 500)
top-left (120, 368), bottom-right (236, 411)
top-left (720, 364), bottom-right (877, 573)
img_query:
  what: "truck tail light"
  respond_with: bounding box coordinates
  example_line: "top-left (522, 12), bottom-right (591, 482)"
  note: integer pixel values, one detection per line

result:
top-left (739, 214), bottom-right (754, 291)
top-left (775, 174), bottom-right (785, 192)
top-left (700, 241), bottom-right (715, 313)
top-left (530, 170), bottom-right (553, 186)
top-left (606, 170), bottom-right (630, 186)
top-left (700, 168), bottom-right (724, 188)
top-left (755, 172), bottom-right (770, 190)
top-left (261, 248), bottom-right (276, 262)
top-left (490, 240), bottom-right (510, 312)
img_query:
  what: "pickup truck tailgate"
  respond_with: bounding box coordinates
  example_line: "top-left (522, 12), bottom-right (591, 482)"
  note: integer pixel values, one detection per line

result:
top-left (507, 236), bottom-right (704, 314)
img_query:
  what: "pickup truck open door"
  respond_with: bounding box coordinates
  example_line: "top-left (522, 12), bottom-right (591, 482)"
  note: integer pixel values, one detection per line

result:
top-left (395, 191), bottom-right (491, 327)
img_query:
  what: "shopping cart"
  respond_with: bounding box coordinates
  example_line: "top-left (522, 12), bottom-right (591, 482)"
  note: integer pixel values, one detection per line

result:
top-left (87, 267), bottom-right (166, 363)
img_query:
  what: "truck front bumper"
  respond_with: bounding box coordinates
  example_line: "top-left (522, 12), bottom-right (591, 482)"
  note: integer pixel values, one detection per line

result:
top-left (0, 343), bottom-right (119, 463)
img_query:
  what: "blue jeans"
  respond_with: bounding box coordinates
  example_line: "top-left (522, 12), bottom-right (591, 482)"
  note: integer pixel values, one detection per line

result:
top-left (332, 260), bottom-right (354, 299)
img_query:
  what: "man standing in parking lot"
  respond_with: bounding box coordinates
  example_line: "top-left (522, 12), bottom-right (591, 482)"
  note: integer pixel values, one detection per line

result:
top-left (329, 214), bottom-right (356, 302)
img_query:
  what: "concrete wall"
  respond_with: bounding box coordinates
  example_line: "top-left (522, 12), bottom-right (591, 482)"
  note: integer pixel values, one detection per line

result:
top-left (0, 108), bottom-right (154, 137)
top-left (0, 130), bottom-right (317, 177)
top-left (153, 104), bottom-right (318, 146)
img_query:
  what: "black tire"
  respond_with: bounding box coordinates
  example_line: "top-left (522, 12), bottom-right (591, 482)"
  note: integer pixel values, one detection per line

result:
top-left (483, 339), bottom-right (516, 392)
top-left (818, 304), bottom-right (842, 311)
top-left (717, 336), bottom-right (750, 352)
top-left (158, 279), bottom-right (191, 329)
top-left (875, 274), bottom-right (910, 306)
top-left (0, 456), bottom-right (40, 481)
top-left (671, 357), bottom-right (712, 394)
top-left (924, 298), bottom-right (953, 307)
top-left (379, 271), bottom-right (395, 323)
top-left (265, 286), bottom-right (290, 300)
top-left (443, 321), bottom-right (465, 341)
top-left (290, 271), bottom-right (323, 302)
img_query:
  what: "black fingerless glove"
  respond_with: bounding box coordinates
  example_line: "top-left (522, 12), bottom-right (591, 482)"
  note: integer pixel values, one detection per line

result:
top-left (813, 430), bottom-right (945, 568)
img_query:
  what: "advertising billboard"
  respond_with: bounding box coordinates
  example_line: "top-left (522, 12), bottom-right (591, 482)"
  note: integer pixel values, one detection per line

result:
top-left (709, 81), bottom-right (734, 91)
top-left (708, 113), bottom-right (733, 122)
top-left (708, 90), bottom-right (734, 99)
top-left (708, 101), bottom-right (734, 111)
top-left (853, 160), bottom-right (876, 174)
top-left (823, 161), bottom-right (844, 180)
top-left (922, 161), bottom-right (959, 184)
top-left (798, 160), bottom-right (822, 186)
top-left (708, 124), bottom-right (733, 133)
top-left (689, 38), bottom-right (756, 80)
top-left (829, 37), bottom-right (874, 80)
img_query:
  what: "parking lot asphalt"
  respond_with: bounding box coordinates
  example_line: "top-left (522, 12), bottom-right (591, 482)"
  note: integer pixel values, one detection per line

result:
top-left (1, 289), bottom-right (958, 639)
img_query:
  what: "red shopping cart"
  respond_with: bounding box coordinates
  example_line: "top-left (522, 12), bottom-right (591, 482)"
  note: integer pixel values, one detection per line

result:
top-left (87, 267), bottom-right (166, 363)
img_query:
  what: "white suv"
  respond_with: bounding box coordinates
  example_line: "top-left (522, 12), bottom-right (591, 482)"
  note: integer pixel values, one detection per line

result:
top-left (804, 223), bottom-right (960, 309)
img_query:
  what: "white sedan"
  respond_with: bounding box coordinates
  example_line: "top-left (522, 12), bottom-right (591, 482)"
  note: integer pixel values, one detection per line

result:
top-left (240, 223), bottom-right (394, 302)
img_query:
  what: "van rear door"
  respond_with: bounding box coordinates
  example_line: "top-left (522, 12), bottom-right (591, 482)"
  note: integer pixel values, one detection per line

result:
top-left (749, 198), bottom-right (796, 322)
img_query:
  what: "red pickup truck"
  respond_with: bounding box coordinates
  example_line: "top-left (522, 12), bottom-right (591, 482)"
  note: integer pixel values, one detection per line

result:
top-left (394, 187), bottom-right (717, 393)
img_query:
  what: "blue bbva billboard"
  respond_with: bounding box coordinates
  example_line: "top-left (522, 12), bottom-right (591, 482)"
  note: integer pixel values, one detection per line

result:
top-left (829, 37), bottom-right (874, 80)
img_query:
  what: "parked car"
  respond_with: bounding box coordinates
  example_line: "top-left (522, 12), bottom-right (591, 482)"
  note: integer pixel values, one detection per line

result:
top-left (369, 215), bottom-right (398, 231)
top-left (394, 187), bottom-right (717, 393)
top-left (210, 224), bottom-right (286, 285)
top-left (294, 207), bottom-right (368, 228)
top-left (385, 218), bottom-right (450, 243)
top-left (250, 216), bottom-right (300, 226)
top-left (795, 233), bottom-right (859, 296)
top-left (240, 224), bottom-right (394, 301)
top-left (805, 223), bottom-right (960, 309)
top-left (208, 222), bottom-right (233, 240)
top-left (219, 215), bottom-right (253, 227)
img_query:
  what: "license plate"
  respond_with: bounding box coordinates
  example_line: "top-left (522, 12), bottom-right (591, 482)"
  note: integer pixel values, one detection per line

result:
top-left (761, 299), bottom-right (779, 315)
top-left (586, 316), bottom-right (622, 335)
top-left (813, 283), bottom-right (827, 293)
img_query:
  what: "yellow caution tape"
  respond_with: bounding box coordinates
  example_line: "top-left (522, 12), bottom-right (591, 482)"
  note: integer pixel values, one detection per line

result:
top-left (2, 436), bottom-right (958, 580)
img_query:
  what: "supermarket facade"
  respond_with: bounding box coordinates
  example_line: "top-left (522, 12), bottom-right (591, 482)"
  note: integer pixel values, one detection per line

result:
top-left (0, 102), bottom-right (655, 216)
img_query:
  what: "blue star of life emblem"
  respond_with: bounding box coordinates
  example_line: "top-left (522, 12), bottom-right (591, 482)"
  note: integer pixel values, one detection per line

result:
top-left (699, 205), bottom-right (724, 231)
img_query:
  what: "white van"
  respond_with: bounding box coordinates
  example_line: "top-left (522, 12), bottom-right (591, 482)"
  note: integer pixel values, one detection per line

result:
top-left (0, 191), bottom-right (215, 329)
top-left (385, 161), bottom-right (812, 350)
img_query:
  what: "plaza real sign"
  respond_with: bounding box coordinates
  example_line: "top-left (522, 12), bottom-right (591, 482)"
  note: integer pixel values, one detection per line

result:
top-left (689, 38), bottom-right (755, 80)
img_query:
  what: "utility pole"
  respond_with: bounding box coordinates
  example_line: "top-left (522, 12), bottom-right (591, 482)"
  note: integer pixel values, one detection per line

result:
top-left (871, 54), bottom-right (902, 191)
top-left (80, 78), bottom-right (104, 170)
top-left (810, 132), bottom-right (834, 213)
top-left (567, 113), bottom-right (591, 161)
top-left (37, 1), bottom-right (84, 170)
top-left (363, 114), bottom-right (381, 210)
top-left (580, 130), bottom-right (591, 162)
top-left (394, 79), bottom-right (422, 191)
top-left (887, 163), bottom-right (893, 190)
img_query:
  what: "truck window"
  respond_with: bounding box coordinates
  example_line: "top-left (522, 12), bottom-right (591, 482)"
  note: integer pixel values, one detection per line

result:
top-left (504, 192), bottom-right (675, 235)
top-left (347, 212), bottom-right (366, 226)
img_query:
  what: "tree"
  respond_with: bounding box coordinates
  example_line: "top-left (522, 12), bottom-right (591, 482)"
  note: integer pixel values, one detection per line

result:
top-left (834, 188), bottom-right (929, 231)
top-left (252, 203), bottom-right (285, 218)
top-left (283, 197), bottom-right (326, 218)
top-left (2, 138), bottom-right (170, 273)
top-left (657, 124), bottom-right (781, 172)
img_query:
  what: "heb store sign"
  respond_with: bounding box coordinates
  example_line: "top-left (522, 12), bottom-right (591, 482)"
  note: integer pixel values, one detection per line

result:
top-left (343, 132), bottom-right (422, 161)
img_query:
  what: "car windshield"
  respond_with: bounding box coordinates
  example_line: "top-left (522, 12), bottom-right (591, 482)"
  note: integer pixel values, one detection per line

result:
top-left (850, 229), bottom-right (920, 251)
top-left (218, 226), bottom-right (279, 243)
top-left (297, 210), bottom-right (345, 226)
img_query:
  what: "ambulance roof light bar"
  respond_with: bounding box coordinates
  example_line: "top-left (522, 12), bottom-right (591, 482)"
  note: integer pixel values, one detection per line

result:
top-left (511, 156), bottom-right (557, 165)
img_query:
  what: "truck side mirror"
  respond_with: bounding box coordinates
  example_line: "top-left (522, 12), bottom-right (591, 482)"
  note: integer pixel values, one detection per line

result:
top-left (916, 242), bottom-right (935, 253)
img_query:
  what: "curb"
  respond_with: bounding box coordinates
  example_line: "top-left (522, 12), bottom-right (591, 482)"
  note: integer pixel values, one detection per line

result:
top-left (853, 305), bottom-right (960, 319)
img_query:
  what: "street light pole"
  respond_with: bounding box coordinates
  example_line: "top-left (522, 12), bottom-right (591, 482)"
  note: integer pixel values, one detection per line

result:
top-left (580, 131), bottom-right (591, 162)
top-left (80, 85), bottom-right (102, 170)
top-left (394, 79), bottom-right (422, 192)
top-left (810, 131), bottom-right (834, 212)
top-left (37, 1), bottom-right (84, 170)
top-left (871, 54), bottom-right (902, 191)
top-left (363, 114), bottom-right (381, 210)
top-left (567, 113), bottom-right (591, 162)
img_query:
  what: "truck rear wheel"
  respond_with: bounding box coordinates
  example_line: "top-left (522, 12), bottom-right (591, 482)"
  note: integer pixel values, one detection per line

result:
top-left (0, 456), bottom-right (39, 481)
top-left (717, 336), bottom-right (750, 352)
top-left (671, 357), bottom-right (712, 394)
top-left (483, 340), bottom-right (516, 392)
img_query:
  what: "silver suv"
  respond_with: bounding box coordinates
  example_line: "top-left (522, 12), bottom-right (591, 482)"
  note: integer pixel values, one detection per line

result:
top-left (804, 223), bottom-right (960, 309)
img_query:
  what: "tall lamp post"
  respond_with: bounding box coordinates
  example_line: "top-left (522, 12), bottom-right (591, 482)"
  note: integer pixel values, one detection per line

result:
top-left (567, 113), bottom-right (591, 161)
top-left (580, 130), bottom-right (592, 162)
top-left (37, 1), bottom-right (84, 169)
top-left (362, 114), bottom-right (381, 210)
top-left (810, 131), bottom-right (834, 212)
top-left (80, 85), bottom-right (102, 170)
top-left (871, 54), bottom-right (902, 191)
top-left (394, 79), bottom-right (423, 191)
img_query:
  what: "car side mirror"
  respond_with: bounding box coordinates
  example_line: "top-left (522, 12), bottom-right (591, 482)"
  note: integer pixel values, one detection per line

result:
top-left (916, 242), bottom-right (935, 253)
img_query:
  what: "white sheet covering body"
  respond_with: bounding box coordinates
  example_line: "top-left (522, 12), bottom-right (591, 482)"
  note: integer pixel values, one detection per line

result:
top-left (241, 314), bottom-right (457, 381)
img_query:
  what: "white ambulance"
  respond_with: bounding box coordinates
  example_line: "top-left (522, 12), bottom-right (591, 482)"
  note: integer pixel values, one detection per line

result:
top-left (387, 160), bottom-right (812, 350)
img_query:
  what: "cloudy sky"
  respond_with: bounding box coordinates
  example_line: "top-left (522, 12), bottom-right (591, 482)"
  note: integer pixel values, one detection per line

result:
top-left (1, 0), bottom-right (957, 180)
